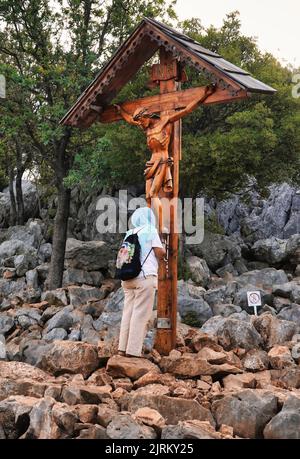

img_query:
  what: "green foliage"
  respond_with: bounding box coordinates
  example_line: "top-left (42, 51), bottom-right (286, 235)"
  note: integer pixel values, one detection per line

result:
top-left (0, 6), bottom-right (299, 204)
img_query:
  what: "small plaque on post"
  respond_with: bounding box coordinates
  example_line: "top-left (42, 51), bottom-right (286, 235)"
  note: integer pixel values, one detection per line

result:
top-left (157, 318), bottom-right (171, 329)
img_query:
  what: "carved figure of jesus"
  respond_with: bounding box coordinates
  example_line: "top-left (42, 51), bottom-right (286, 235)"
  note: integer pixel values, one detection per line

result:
top-left (115, 84), bottom-right (215, 231)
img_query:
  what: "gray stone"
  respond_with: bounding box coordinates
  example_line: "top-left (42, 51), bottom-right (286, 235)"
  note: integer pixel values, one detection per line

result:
top-left (0, 315), bottom-right (15, 336)
top-left (43, 328), bottom-right (68, 341)
top-left (264, 396), bottom-right (300, 439)
top-left (178, 281), bottom-right (212, 327)
top-left (0, 180), bottom-right (39, 228)
top-left (80, 315), bottom-right (100, 345)
top-left (211, 303), bottom-right (242, 317)
top-left (68, 285), bottom-right (105, 307)
top-left (201, 316), bottom-right (262, 351)
top-left (185, 256), bottom-right (210, 287)
top-left (44, 305), bottom-right (74, 332)
top-left (242, 349), bottom-right (270, 372)
top-left (63, 268), bottom-right (104, 287)
top-left (14, 252), bottom-right (38, 276)
top-left (68, 329), bottom-right (81, 341)
top-left (20, 339), bottom-right (53, 367)
top-left (190, 231), bottom-right (242, 271)
top-left (273, 282), bottom-right (297, 298)
top-left (278, 304), bottom-right (300, 324)
top-left (25, 269), bottom-right (39, 289)
top-left (128, 394), bottom-right (215, 427)
top-left (252, 237), bottom-right (288, 265)
top-left (65, 238), bottom-right (111, 271)
top-left (0, 395), bottom-right (39, 439)
top-left (212, 389), bottom-right (278, 438)
top-left (0, 335), bottom-right (6, 360)
top-left (252, 313), bottom-right (297, 348)
top-left (15, 308), bottom-right (42, 329)
top-left (41, 289), bottom-right (68, 306)
top-left (235, 268), bottom-right (288, 289)
top-left (106, 413), bottom-right (156, 439)
top-left (161, 421), bottom-right (221, 439)
top-left (230, 311), bottom-right (251, 321)
top-left (204, 286), bottom-right (227, 307)
top-left (38, 243), bottom-right (52, 262)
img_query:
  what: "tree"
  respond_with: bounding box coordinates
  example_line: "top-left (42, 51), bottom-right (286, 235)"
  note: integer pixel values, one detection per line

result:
top-left (0, 0), bottom-right (175, 288)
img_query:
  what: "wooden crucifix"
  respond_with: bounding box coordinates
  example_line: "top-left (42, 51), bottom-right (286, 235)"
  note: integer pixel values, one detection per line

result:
top-left (60, 18), bottom-right (276, 356)
top-left (107, 49), bottom-right (215, 354)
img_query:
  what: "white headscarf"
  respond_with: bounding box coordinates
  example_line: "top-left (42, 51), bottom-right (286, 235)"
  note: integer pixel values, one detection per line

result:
top-left (125, 207), bottom-right (158, 244)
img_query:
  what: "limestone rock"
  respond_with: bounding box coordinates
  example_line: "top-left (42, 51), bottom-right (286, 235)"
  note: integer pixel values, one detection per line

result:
top-left (65, 238), bottom-right (111, 271)
top-left (39, 341), bottom-right (99, 378)
top-left (212, 389), bottom-right (278, 439)
top-left (201, 316), bottom-right (262, 351)
top-left (268, 345), bottom-right (295, 369)
top-left (133, 407), bottom-right (166, 431)
top-left (252, 313), bottom-right (297, 349)
top-left (128, 394), bottom-right (215, 427)
top-left (185, 256), bottom-right (210, 287)
top-left (161, 420), bottom-right (222, 439)
top-left (0, 395), bottom-right (40, 439)
top-left (264, 396), bottom-right (300, 439)
top-left (106, 355), bottom-right (160, 381)
top-left (242, 349), bottom-right (270, 372)
top-left (106, 413), bottom-right (157, 439)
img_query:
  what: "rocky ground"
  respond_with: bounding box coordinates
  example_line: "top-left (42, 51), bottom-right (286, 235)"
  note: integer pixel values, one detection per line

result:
top-left (0, 181), bottom-right (300, 439)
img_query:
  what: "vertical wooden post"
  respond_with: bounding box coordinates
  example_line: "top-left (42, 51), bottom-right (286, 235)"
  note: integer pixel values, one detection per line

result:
top-left (154, 48), bottom-right (181, 355)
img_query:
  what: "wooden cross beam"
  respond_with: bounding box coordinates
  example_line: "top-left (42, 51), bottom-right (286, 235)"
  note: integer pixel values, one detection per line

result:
top-left (93, 86), bottom-right (248, 124)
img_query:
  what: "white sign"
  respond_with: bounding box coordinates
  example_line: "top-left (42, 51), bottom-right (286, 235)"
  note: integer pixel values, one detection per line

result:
top-left (247, 290), bottom-right (262, 315)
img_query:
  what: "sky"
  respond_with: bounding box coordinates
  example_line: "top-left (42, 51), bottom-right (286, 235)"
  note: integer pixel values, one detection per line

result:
top-left (175, 0), bottom-right (300, 68)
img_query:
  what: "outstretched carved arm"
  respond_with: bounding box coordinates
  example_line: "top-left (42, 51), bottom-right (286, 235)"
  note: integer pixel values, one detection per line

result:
top-left (167, 84), bottom-right (216, 123)
top-left (114, 104), bottom-right (138, 126)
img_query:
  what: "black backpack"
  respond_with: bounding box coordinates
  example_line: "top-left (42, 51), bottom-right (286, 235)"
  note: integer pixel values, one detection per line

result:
top-left (115, 229), bottom-right (152, 281)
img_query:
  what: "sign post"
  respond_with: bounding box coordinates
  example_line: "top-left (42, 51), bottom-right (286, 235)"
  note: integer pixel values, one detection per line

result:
top-left (247, 291), bottom-right (262, 316)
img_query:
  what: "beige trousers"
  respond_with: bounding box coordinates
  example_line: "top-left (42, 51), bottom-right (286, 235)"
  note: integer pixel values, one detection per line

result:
top-left (118, 275), bottom-right (157, 357)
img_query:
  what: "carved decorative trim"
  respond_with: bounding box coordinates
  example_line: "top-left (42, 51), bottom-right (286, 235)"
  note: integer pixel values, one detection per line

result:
top-left (144, 28), bottom-right (242, 97)
top-left (71, 30), bottom-right (148, 125)
top-left (71, 25), bottom-right (242, 125)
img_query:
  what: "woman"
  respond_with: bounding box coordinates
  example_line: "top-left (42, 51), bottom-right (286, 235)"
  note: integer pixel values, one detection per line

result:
top-left (118, 207), bottom-right (166, 358)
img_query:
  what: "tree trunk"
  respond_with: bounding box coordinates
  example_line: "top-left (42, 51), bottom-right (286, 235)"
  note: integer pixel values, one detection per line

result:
top-left (48, 184), bottom-right (71, 289)
top-left (16, 171), bottom-right (24, 225)
top-left (8, 169), bottom-right (17, 226)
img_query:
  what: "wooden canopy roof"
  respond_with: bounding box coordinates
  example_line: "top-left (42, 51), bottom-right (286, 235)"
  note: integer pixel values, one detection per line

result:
top-left (61, 17), bottom-right (276, 128)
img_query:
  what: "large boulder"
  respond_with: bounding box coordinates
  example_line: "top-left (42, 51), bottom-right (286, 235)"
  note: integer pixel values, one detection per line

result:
top-left (240, 183), bottom-right (295, 243)
top-left (64, 238), bottom-right (111, 271)
top-left (38, 341), bottom-right (99, 378)
top-left (212, 389), bottom-right (278, 438)
top-left (185, 256), bottom-right (210, 287)
top-left (106, 356), bottom-right (160, 381)
top-left (201, 316), bottom-right (263, 351)
top-left (189, 231), bottom-right (242, 271)
top-left (63, 268), bottom-right (104, 287)
top-left (178, 281), bottom-right (212, 327)
top-left (235, 268), bottom-right (288, 289)
top-left (128, 394), bottom-right (215, 426)
top-left (0, 395), bottom-right (40, 439)
top-left (264, 396), bottom-right (300, 439)
top-left (252, 238), bottom-right (288, 265)
top-left (252, 313), bottom-right (297, 349)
